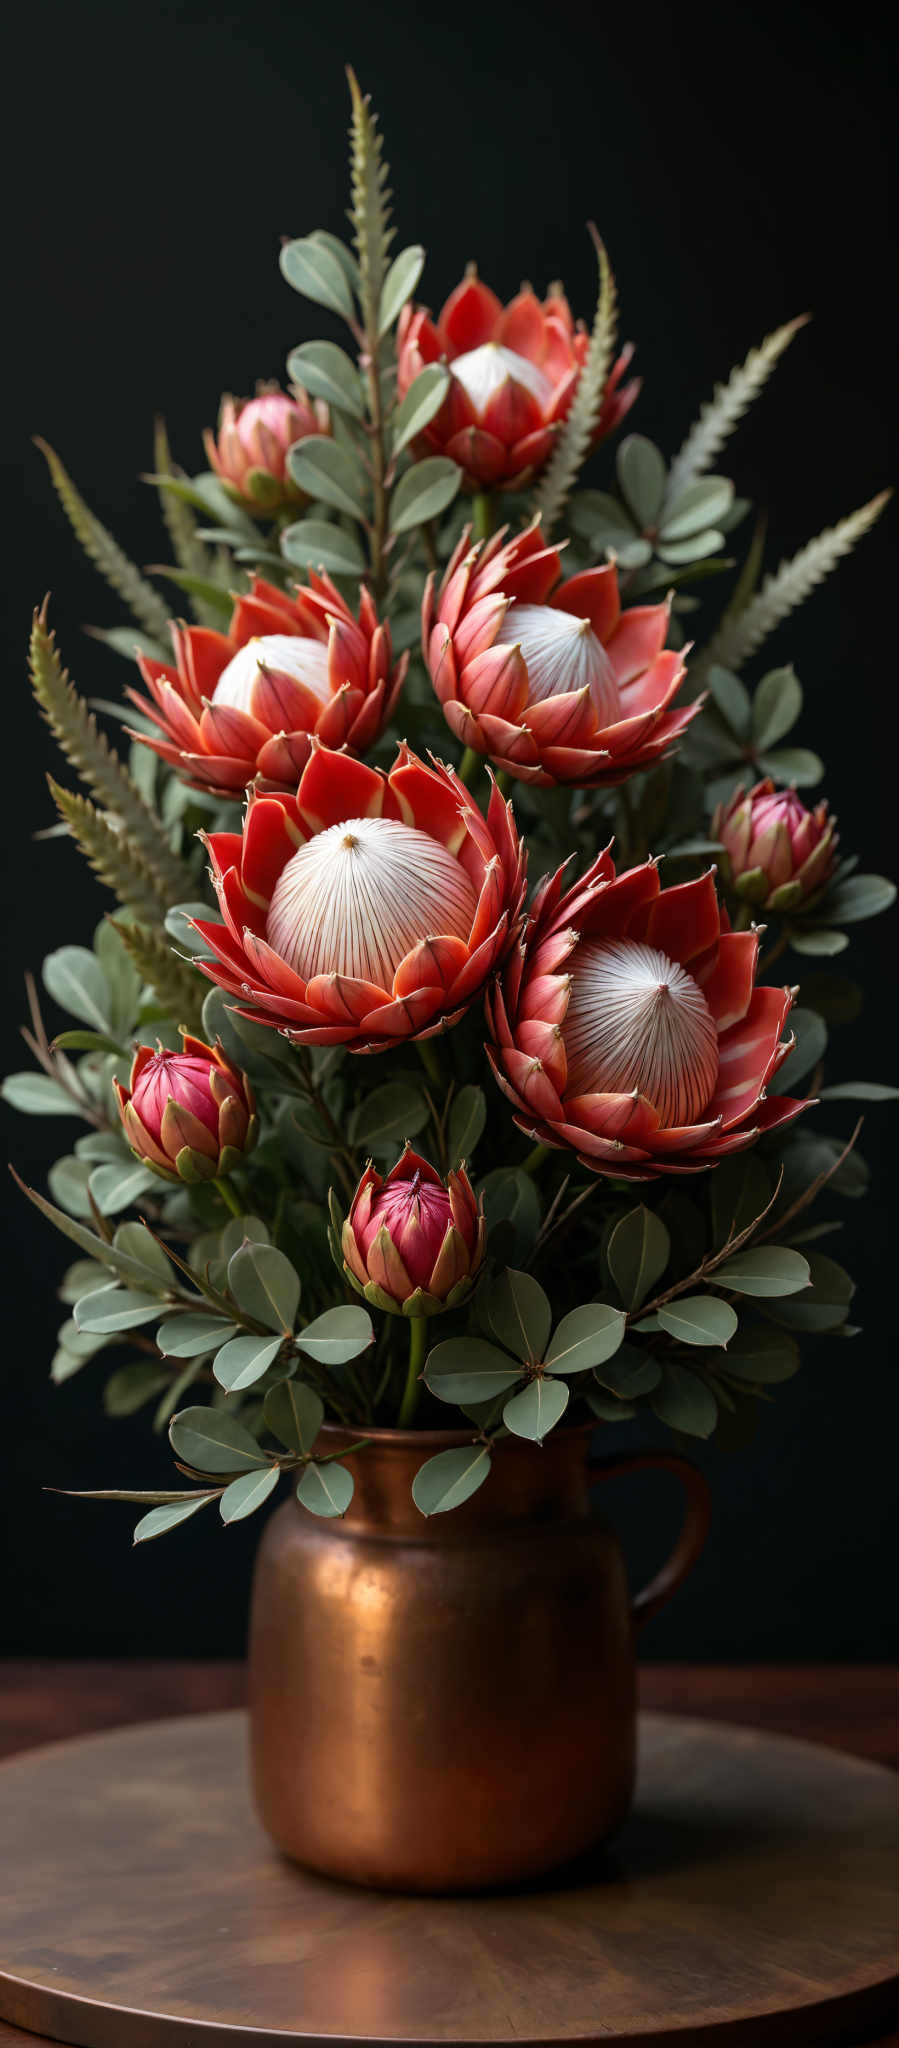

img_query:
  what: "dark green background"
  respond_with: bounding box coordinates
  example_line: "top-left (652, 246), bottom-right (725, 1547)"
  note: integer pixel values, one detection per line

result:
top-left (3, 0), bottom-right (896, 1656)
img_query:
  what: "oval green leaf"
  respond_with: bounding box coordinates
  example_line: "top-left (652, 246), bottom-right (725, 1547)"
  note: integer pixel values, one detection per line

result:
top-left (286, 437), bottom-right (366, 519)
top-left (502, 1375), bottom-right (570, 1443)
top-left (286, 341), bottom-right (365, 418)
top-left (43, 945), bottom-right (111, 1032)
top-left (390, 456), bottom-right (461, 535)
top-left (616, 436), bottom-right (667, 526)
top-left (412, 1443), bottom-right (492, 1516)
top-left (545, 1303), bottom-right (626, 1375)
top-left (227, 1242), bottom-right (301, 1333)
top-left (133, 1494), bottom-right (218, 1544)
top-left (378, 243), bottom-right (425, 335)
top-left (169, 1406), bottom-right (269, 1474)
top-left (157, 1313), bottom-right (239, 1358)
top-left (656, 1297), bottom-right (738, 1347)
top-left (212, 1333), bottom-right (284, 1393)
top-left (219, 1465), bottom-right (280, 1524)
top-left (348, 1081), bottom-right (429, 1149)
top-left (711, 1247), bottom-right (810, 1297)
top-left (296, 1460), bottom-right (354, 1518)
top-left (651, 1363), bottom-right (718, 1438)
top-left (280, 519), bottom-right (366, 577)
top-left (297, 1305), bottom-right (373, 1366)
top-left (606, 1206), bottom-right (670, 1310)
top-left (75, 1286), bottom-right (165, 1334)
top-left (485, 1268), bottom-right (552, 1364)
top-left (279, 236), bottom-right (356, 320)
top-left (1, 1072), bottom-right (80, 1115)
top-left (391, 364), bottom-right (450, 456)
top-left (424, 1336), bottom-right (522, 1406)
top-left (263, 1378), bottom-right (324, 1455)
top-left (447, 1084), bottom-right (486, 1168)
top-left (751, 665), bottom-right (803, 749)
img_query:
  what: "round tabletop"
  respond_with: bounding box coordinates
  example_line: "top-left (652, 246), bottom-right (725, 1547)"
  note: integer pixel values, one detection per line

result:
top-left (0, 1708), bottom-right (897, 2046)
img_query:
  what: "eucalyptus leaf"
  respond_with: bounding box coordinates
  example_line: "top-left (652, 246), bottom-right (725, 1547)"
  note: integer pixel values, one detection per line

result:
top-left (545, 1304), bottom-right (626, 1375)
top-left (286, 341), bottom-right (365, 418)
top-left (348, 1082), bottom-right (429, 1149)
top-left (89, 1160), bottom-right (160, 1216)
top-left (43, 946), bottom-right (111, 1032)
top-left (157, 1313), bottom-right (238, 1357)
top-left (660, 476), bottom-right (734, 539)
top-left (287, 437), bottom-right (366, 520)
top-left (280, 519), bottom-right (366, 577)
top-left (657, 1297), bottom-right (738, 1347)
top-left (75, 1286), bottom-right (166, 1333)
top-left (279, 235), bottom-right (357, 320)
top-left (789, 928), bottom-right (849, 958)
top-left (479, 1167), bottom-right (540, 1263)
top-left (164, 903), bottom-right (215, 958)
top-left (391, 365), bottom-right (450, 456)
top-left (411, 1443), bottom-right (492, 1516)
top-left (711, 1247), bottom-right (810, 1297)
top-left (751, 666), bottom-right (802, 749)
top-left (721, 1326), bottom-right (800, 1383)
top-left (503, 1375), bottom-right (569, 1443)
top-left (297, 1305), bottom-right (373, 1366)
top-left (296, 1460), bottom-right (354, 1517)
top-left (48, 1156), bottom-right (94, 1217)
top-left (378, 244), bottom-right (425, 334)
top-left (617, 436), bottom-right (667, 527)
top-left (818, 1080), bottom-right (899, 1100)
top-left (169, 1405), bottom-right (270, 1473)
top-left (710, 1154), bottom-right (771, 1249)
top-left (134, 1494), bottom-right (218, 1543)
top-left (111, 1221), bottom-right (175, 1286)
top-left (228, 1242), bottom-right (301, 1333)
top-left (447, 1085), bottom-right (487, 1167)
top-left (702, 666), bottom-right (752, 737)
top-left (606, 1206), bottom-right (670, 1310)
top-left (760, 1251), bottom-right (853, 1332)
top-left (485, 1268), bottom-right (552, 1363)
top-left (812, 874), bottom-right (897, 925)
top-left (263, 1378), bottom-right (324, 1455)
top-left (1, 1073), bottom-right (79, 1116)
top-left (776, 1007), bottom-right (827, 1090)
top-left (390, 457), bottom-right (461, 534)
top-left (425, 1336), bottom-right (522, 1406)
top-left (595, 1346), bottom-right (661, 1397)
top-left (651, 1364), bottom-right (718, 1438)
top-left (219, 1465), bottom-right (280, 1524)
top-left (104, 1360), bottom-right (171, 1416)
top-left (757, 745), bottom-right (823, 787)
top-left (213, 1332), bottom-right (284, 1392)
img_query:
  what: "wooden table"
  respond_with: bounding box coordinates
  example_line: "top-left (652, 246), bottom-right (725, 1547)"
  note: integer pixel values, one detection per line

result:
top-left (0, 1663), bottom-right (896, 2048)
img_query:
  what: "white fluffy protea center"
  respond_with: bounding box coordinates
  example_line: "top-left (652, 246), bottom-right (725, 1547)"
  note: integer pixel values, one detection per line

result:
top-left (212, 635), bottom-right (331, 713)
top-left (496, 604), bottom-right (621, 722)
top-left (451, 343), bottom-right (554, 416)
top-left (563, 939), bottom-right (719, 1126)
top-left (266, 815), bottom-right (478, 987)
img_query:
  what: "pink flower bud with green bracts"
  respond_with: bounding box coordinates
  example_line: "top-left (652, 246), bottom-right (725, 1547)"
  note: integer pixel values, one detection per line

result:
top-left (713, 779), bottom-right (838, 912)
top-left (203, 382), bottom-right (330, 513)
top-left (114, 1035), bottom-right (257, 1184)
top-left (337, 1145), bottom-right (486, 1317)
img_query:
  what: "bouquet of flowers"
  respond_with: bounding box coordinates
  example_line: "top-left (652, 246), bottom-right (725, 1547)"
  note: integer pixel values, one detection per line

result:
top-left (7, 75), bottom-right (894, 1539)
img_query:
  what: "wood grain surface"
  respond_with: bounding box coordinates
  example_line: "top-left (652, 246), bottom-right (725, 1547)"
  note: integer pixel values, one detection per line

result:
top-left (0, 1665), bottom-right (896, 2048)
top-left (0, 1701), bottom-right (898, 2046)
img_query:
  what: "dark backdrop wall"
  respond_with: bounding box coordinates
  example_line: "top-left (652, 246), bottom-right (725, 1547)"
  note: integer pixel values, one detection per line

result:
top-left (3, 0), bottom-right (896, 1658)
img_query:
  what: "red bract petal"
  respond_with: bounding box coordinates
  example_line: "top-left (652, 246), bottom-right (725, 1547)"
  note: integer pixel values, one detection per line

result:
top-left (495, 287), bottom-right (546, 362)
top-left (551, 564), bottom-right (621, 641)
top-left (606, 603), bottom-right (671, 686)
top-left (444, 426), bottom-right (510, 486)
top-left (241, 795), bottom-right (303, 907)
top-left (394, 936), bottom-right (470, 997)
top-left (297, 746), bottom-right (388, 831)
top-left (437, 274), bottom-right (504, 354)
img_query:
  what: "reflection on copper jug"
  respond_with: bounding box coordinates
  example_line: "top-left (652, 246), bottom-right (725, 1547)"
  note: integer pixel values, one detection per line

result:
top-left (248, 1422), bottom-right (709, 1892)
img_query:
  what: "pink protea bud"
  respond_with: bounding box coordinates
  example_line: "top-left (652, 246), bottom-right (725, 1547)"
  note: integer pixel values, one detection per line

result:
top-left (203, 381), bottom-right (330, 512)
top-left (114, 1035), bottom-right (257, 1184)
top-left (713, 779), bottom-right (838, 912)
top-left (336, 1145), bottom-right (486, 1317)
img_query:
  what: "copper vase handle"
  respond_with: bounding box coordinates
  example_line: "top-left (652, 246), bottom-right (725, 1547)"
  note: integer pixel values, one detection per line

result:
top-left (588, 1449), bottom-right (711, 1630)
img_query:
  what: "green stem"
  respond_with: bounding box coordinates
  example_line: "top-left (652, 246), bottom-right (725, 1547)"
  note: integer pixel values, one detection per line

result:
top-left (417, 1037), bottom-right (442, 1088)
top-left (215, 1176), bottom-right (243, 1219)
top-left (457, 744), bottom-right (481, 788)
top-left (471, 492), bottom-right (494, 542)
top-left (522, 1143), bottom-right (550, 1177)
top-left (398, 1316), bottom-right (427, 1429)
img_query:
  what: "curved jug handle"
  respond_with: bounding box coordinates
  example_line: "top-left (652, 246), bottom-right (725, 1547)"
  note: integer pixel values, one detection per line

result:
top-left (588, 1449), bottom-right (711, 1630)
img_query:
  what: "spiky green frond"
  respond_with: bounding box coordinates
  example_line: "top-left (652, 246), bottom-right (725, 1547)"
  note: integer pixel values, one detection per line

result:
top-left (109, 918), bottom-right (206, 1034)
top-left (36, 439), bottom-right (173, 642)
top-left (533, 229), bottom-right (618, 537)
top-left (29, 609), bottom-right (195, 905)
top-left (49, 780), bottom-right (173, 921)
top-left (665, 317), bottom-right (809, 506)
top-left (346, 68), bottom-right (394, 325)
top-left (693, 491), bottom-right (890, 679)
top-left (152, 419), bottom-right (219, 624)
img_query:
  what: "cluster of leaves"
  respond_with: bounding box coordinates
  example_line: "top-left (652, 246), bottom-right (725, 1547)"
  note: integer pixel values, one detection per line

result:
top-left (6, 73), bottom-right (895, 1538)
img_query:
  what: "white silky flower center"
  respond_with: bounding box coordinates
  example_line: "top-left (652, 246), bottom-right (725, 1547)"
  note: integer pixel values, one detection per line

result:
top-left (496, 604), bottom-right (621, 721)
top-left (212, 636), bottom-right (331, 713)
top-left (563, 938), bottom-right (719, 1126)
top-left (450, 343), bottom-right (554, 415)
top-left (266, 815), bottom-right (478, 988)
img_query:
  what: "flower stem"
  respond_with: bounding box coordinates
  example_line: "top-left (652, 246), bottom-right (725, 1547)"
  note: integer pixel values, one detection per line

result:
top-left (397, 1316), bottom-right (427, 1429)
top-left (457, 744), bottom-right (481, 788)
top-left (471, 492), bottom-right (494, 542)
top-left (522, 1143), bottom-right (550, 1176)
top-left (214, 1176), bottom-right (243, 1220)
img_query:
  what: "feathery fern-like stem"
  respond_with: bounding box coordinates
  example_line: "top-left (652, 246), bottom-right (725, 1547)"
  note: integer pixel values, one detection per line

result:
top-left (692, 490), bottom-right (891, 679)
top-left (49, 779), bottom-right (175, 923)
top-left (533, 226), bottom-right (618, 538)
top-left (36, 439), bottom-right (173, 642)
top-left (347, 68), bottom-right (394, 597)
top-left (665, 316), bottom-right (810, 506)
top-left (151, 419), bottom-right (219, 625)
top-left (109, 919), bottom-right (207, 1033)
top-left (29, 608), bottom-right (196, 906)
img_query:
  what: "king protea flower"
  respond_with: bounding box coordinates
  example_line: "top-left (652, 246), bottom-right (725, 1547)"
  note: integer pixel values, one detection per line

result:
top-left (192, 741), bottom-right (526, 1052)
top-left (486, 850), bottom-right (809, 1178)
top-left (203, 382), bottom-right (330, 512)
top-left (115, 1036), bottom-right (257, 1183)
top-left (397, 268), bottom-right (639, 491)
top-left (423, 519), bottom-right (697, 786)
top-left (336, 1146), bottom-right (486, 1316)
top-left (713, 780), bottom-right (838, 912)
top-left (128, 574), bottom-right (406, 798)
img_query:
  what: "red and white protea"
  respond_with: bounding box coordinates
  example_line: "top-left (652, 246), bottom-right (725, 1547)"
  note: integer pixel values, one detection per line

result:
top-left (713, 780), bottom-right (838, 912)
top-left (192, 742), bottom-right (526, 1052)
top-left (114, 1036), bottom-right (257, 1184)
top-left (486, 850), bottom-right (809, 1179)
top-left (129, 574), bottom-right (406, 798)
top-left (423, 519), bottom-right (697, 786)
top-left (337, 1145), bottom-right (486, 1316)
top-left (397, 268), bottom-right (639, 491)
top-left (203, 382), bottom-right (330, 512)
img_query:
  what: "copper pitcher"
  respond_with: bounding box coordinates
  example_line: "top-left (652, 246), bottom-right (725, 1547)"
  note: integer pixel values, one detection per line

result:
top-left (247, 1422), bottom-right (710, 1892)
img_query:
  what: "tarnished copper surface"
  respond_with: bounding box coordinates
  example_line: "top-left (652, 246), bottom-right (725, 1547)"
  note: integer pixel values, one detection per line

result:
top-left (248, 1424), bottom-right (710, 1890)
